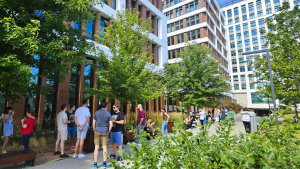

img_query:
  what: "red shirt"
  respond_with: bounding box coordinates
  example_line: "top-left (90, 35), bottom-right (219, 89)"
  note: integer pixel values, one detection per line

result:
top-left (22, 117), bottom-right (36, 135)
top-left (137, 110), bottom-right (145, 126)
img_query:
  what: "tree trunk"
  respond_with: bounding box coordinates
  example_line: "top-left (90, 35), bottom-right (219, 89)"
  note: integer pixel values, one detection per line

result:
top-left (295, 104), bottom-right (298, 117)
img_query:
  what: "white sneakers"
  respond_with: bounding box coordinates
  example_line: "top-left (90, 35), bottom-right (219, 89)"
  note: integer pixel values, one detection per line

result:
top-left (73, 154), bottom-right (86, 158)
top-left (73, 154), bottom-right (78, 158)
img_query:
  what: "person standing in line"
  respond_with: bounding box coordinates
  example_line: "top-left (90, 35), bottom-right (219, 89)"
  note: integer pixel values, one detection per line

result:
top-left (221, 108), bottom-right (226, 122)
top-left (225, 107), bottom-right (228, 116)
top-left (2, 107), bottom-right (14, 154)
top-left (241, 107), bottom-right (251, 133)
top-left (199, 108), bottom-right (206, 128)
top-left (134, 104), bottom-right (145, 143)
top-left (54, 104), bottom-right (70, 158)
top-left (67, 105), bottom-right (76, 150)
top-left (228, 108), bottom-right (236, 124)
top-left (21, 110), bottom-right (36, 150)
top-left (110, 104), bottom-right (124, 162)
top-left (161, 108), bottom-right (170, 136)
top-left (214, 108), bottom-right (220, 127)
top-left (92, 101), bottom-right (112, 169)
top-left (73, 100), bottom-right (91, 158)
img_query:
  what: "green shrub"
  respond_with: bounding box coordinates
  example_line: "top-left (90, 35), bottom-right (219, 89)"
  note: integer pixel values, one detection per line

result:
top-left (111, 116), bottom-right (300, 168)
top-left (282, 109), bottom-right (293, 115)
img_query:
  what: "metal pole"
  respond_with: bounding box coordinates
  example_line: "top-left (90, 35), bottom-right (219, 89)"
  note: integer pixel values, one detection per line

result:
top-left (266, 50), bottom-right (279, 130)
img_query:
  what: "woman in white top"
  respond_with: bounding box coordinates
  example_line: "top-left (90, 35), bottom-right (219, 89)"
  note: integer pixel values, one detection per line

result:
top-left (199, 108), bottom-right (206, 128)
top-left (214, 108), bottom-right (220, 127)
top-left (241, 107), bottom-right (251, 133)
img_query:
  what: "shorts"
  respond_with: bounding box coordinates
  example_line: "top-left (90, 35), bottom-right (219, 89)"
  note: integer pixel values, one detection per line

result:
top-left (94, 132), bottom-right (108, 146)
top-left (215, 117), bottom-right (220, 122)
top-left (58, 129), bottom-right (68, 141)
top-left (230, 118), bottom-right (235, 121)
top-left (111, 131), bottom-right (122, 146)
top-left (67, 127), bottom-right (76, 139)
top-left (77, 126), bottom-right (88, 139)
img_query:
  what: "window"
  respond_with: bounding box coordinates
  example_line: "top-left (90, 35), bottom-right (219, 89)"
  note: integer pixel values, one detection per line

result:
top-left (248, 65), bottom-right (253, 71)
top-left (253, 46), bottom-right (259, 51)
top-left (253, 38), bottom-right (258, 44)
top-left (230, 35), bottom-right (234, 40)
top-left (168, 37), bottom-right (170, 46)
top-left (265, 0), bottom-right (271, 6)
top-left (236, 25), bottom-right (241, 31)
top-left (230, 43), bottom-right (235, 48)
top-left (233, 75), bottom-right (239, 81)
top-left (168, 51), bottom-right (171, 59)
top-left (228, 19), bottom-right (233, 25)
top-left (176, 21), bottom-right (179, 30)
top-left (234, 84), bottom-right (239, 90)
top-left (243, 15), bottom-right (247, 21)
top-left (250, 83), bottom-right (255, 89)
top-left (186, 4), bottom-right (189, 13)
top-left (176, 8), bottom-right (179, 17)
top-left (258, 19), bottom-right (264, 25)
top-left (249, 2), bottom-right (254, 11)
top-left (191, 30), bottom-right (196, 40)
top-left (295, 0), bottom-right (300, 6)
top-left (267, 16), bottom-right (273, 21)
top-left (237, 41), bottom-right (243, 47)
top-left (190, 2), bottom-right (194, 12)
top-left (239, 57), bottom-right (244, 63)
top-left (244, 31), bottom-right (249, 37)
top-left (195, 1), bottom-right (199, 9)
top-left (251, 21), bottom-right (256, 27)
top-left (257, 0), bottom-right (262, 9)
top-left (229, 27), bottom-right (234, 33)
top-left (171, 36), bottom-right (174, 45)
top-left (197, 29), bottom-right (200, 38)
top-left (181, 34), bottom-right (184, 43)
top-left (266, 8), bottom-right (272, 14)
top-left (275, 5), bottom-right (280, 12)
top-left (247, 56), bottom-right (252, 62)
top-left (250, 13), bottom-right (255, 19)
top-left (227, 9), bottom-right (232, 17)
top-left (234, 7), bottom-right (239, 15)
top-left (196, 15), bottom-right (199, 24)
top-left (177, 35), bottom-right (180, 44)
top-left (166, 13), bottom-right (169, 20)
top-left (274, 0), bottom-right (280, 3)
top-left (172, 50), bottom-right (176, 58)
top-left (261, 36), bottom-right (266, 42)
top-left (242, 83), bottom-right (247, 89)
top-left (86, 20), bottom-right (94, 40)
top-left (249, 74), bottom-right (254, 80)
top-left (162, 3), bottom-right (164, 10)
top-left (191, 16), bottom-right (195, 26)
top-left (233, 67), bottom-right (238, 73)
top-left (242, 5), bottom-right (246, 13)
top-left (180, 20), bottom-right (184, 29)
top-left (236, 33), bottom-right (241, 39)
top-left (260, 27), bottom-right (265, 33)
top-left (257, 11), bottom-right (263, 17)
top-left (240, 66), bottom-right (245, 72)
top-left (262, 45), bottom-right (267, 49)
top-left (170, 0), bottom-right (173, 6)
top-left (170, 11), bottom-right (173, 19)
top-left (171, 23), bottom-right (175, 32)
top-left (231, 50), bottom-right (236, 56)
top-left (175, 0), bottom-right (178, 4)
top-left (187, 31), bottom-right (190, 41)
top-left (243, 23), bottom-right (248, 29)
top-left (245, 39), bottom-right (250, 45)
top-left (235, 17), bottom-right (240, 23)
top-left (241, 75), bottom-right (246, 81)
top-left (238, 49), bottom-right (243, 55)
top-left (246, 48), bottom-right (251, 52)
top-left (257, 82), bottom-right (264, 88)
top-left (180, 7), bottom-right (183, 15)
top-left (186, 18), bottom-right (190, 27)
top-left (252, 29), bottom-right (257, 35)
top-left (232, 59), bottom-right (237, 64)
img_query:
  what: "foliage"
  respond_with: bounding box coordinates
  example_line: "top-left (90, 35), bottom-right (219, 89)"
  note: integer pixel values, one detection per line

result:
top-left (112, 116), bottom-right (300, 168)
top-left (0, 0), bottom-right (103, 103)
top-left (162, 42), bottom-right (230, 109)
top-left (224, 101), bottom-right (243, 113)
top-left (254, 2), bottom-right (300, 115)
top-left (93, 9), bottom-right (164, 106)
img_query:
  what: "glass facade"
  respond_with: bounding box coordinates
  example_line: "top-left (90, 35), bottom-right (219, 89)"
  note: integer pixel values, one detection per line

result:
top-left (251, 93), bottom-right (273, 104)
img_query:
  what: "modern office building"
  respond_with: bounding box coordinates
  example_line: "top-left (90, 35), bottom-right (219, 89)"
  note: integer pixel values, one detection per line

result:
top-left (4, 0), bottom-right (168, 128)
top-left (163, 0), bottom-right (232, 111)
top-left (221, 0), bottom-right (298, 112)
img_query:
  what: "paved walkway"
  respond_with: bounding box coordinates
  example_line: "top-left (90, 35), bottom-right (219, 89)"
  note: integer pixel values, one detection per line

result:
top-left (32, 115), bottom-right (261, 169)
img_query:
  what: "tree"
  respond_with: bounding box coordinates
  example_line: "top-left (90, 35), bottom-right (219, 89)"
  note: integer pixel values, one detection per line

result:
top-left (92, 9), bottom-right (164, 108)
top-left (0, 0), bottom-right (102, 103)
top-left (224, 100), bottom-right (243, 114)
top-left (163, 42), bottom-right (230, 109)
top-left (253, 2), bottom-right (300, 116)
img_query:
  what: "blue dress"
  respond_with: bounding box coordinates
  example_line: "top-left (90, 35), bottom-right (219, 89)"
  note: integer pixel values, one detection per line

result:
top-left (3, 114), bottom-right (13, 136)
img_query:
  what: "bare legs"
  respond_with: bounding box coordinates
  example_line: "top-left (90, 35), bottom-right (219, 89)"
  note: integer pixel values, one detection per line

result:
top-left (2, 136), bottom-right (10, 153)
top-left (75, 138), bottom-right (84, 155)
top-left (55, 139), bottom-right (65, 155)
top-left (112, 144), bottom-right (122, 157)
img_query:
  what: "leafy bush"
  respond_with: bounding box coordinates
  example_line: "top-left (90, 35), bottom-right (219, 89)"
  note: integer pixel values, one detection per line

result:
top-left (112, 116), bottom-right (300, 168)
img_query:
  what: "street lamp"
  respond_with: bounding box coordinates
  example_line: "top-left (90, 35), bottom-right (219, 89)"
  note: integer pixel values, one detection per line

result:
top-left (242, 49), bottom-right (279, 130)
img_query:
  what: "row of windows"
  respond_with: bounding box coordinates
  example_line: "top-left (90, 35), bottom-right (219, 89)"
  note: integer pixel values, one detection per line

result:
top-left (163, 0), bottom-right (183, 10)
top-left (165, 1), bottom-right (199, 20)
top-left (168, 47), bottom-right (184, 59)
top-left (229, 29), bottom-right (266, 41)
top-left (229, 19), bottom-right (265, 32)
top-left (233, 83), bottom-right (255, 90)
top-left (230, 36), bottom-right (266, 48)
top-left (168, 28), bottom-right (201, 46)
top-left (231, 45), bottom-right (267, 56)
top-left (228, 8), bottom-right (272, 25)
top-left (167, 14), bottom-right (200, 33)
top-left (226, 0), bottom-right (280, 18)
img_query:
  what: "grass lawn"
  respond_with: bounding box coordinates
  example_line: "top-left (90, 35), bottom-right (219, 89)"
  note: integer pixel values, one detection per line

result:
top-left (282, 114), bottom-right (294, 122)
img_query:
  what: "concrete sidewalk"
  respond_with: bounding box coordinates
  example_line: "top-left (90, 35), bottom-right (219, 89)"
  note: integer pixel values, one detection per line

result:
top-left (32, 114), bottom-right (255, 169)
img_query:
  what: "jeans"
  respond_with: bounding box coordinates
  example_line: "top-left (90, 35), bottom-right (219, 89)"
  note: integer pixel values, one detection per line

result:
top-left (135, 125), bottom-right (145, 143)
top-left (22, 133), bottom-right (33, 150)
top-left (243, 121), bottom-right (251, 133)
top-left (221, 116), bottom-right (225, 122)
top-left (161, 121), bottom-right (168, 136)
top-left (67, 127), bottom-right (76, 140)
top-left (203, 116), bottom-right (206, 124)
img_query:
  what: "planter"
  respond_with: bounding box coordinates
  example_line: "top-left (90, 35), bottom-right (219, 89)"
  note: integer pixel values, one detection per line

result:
top-left (167, 121), bottom-right (174, 133)
top-left (83, 129), bottom-right (95, 153)
top-left (126, 132), bottom-right (135, 141)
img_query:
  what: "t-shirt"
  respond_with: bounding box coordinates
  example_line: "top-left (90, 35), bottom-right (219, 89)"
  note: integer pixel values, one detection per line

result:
top-left (22, 117), bottom-right (36, 135)
top-left (137, 110), bottom-right (145, 126)
top-left (57, 111), bottom-right (68, 130)
top-left (225, 109), bottom-right (228, 115)
top-left (111, 111), bottom-right (124, 132)
top-left (93, 109), bottom-right (112, 133)
top-left (221, 110), bottom-right (226, 117)
top-left (75, 107), bottom-right (91, 127)
top-left (67, 111), bottom-right (75, 128)
top-left (200, 111), bottom-right (206, 120)
top-left (163, 112), bottom-right (168, 121)
top-left (241, 111), bottom-right (250, 122)
top-left (228, 111), bottom-right (235, 118)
